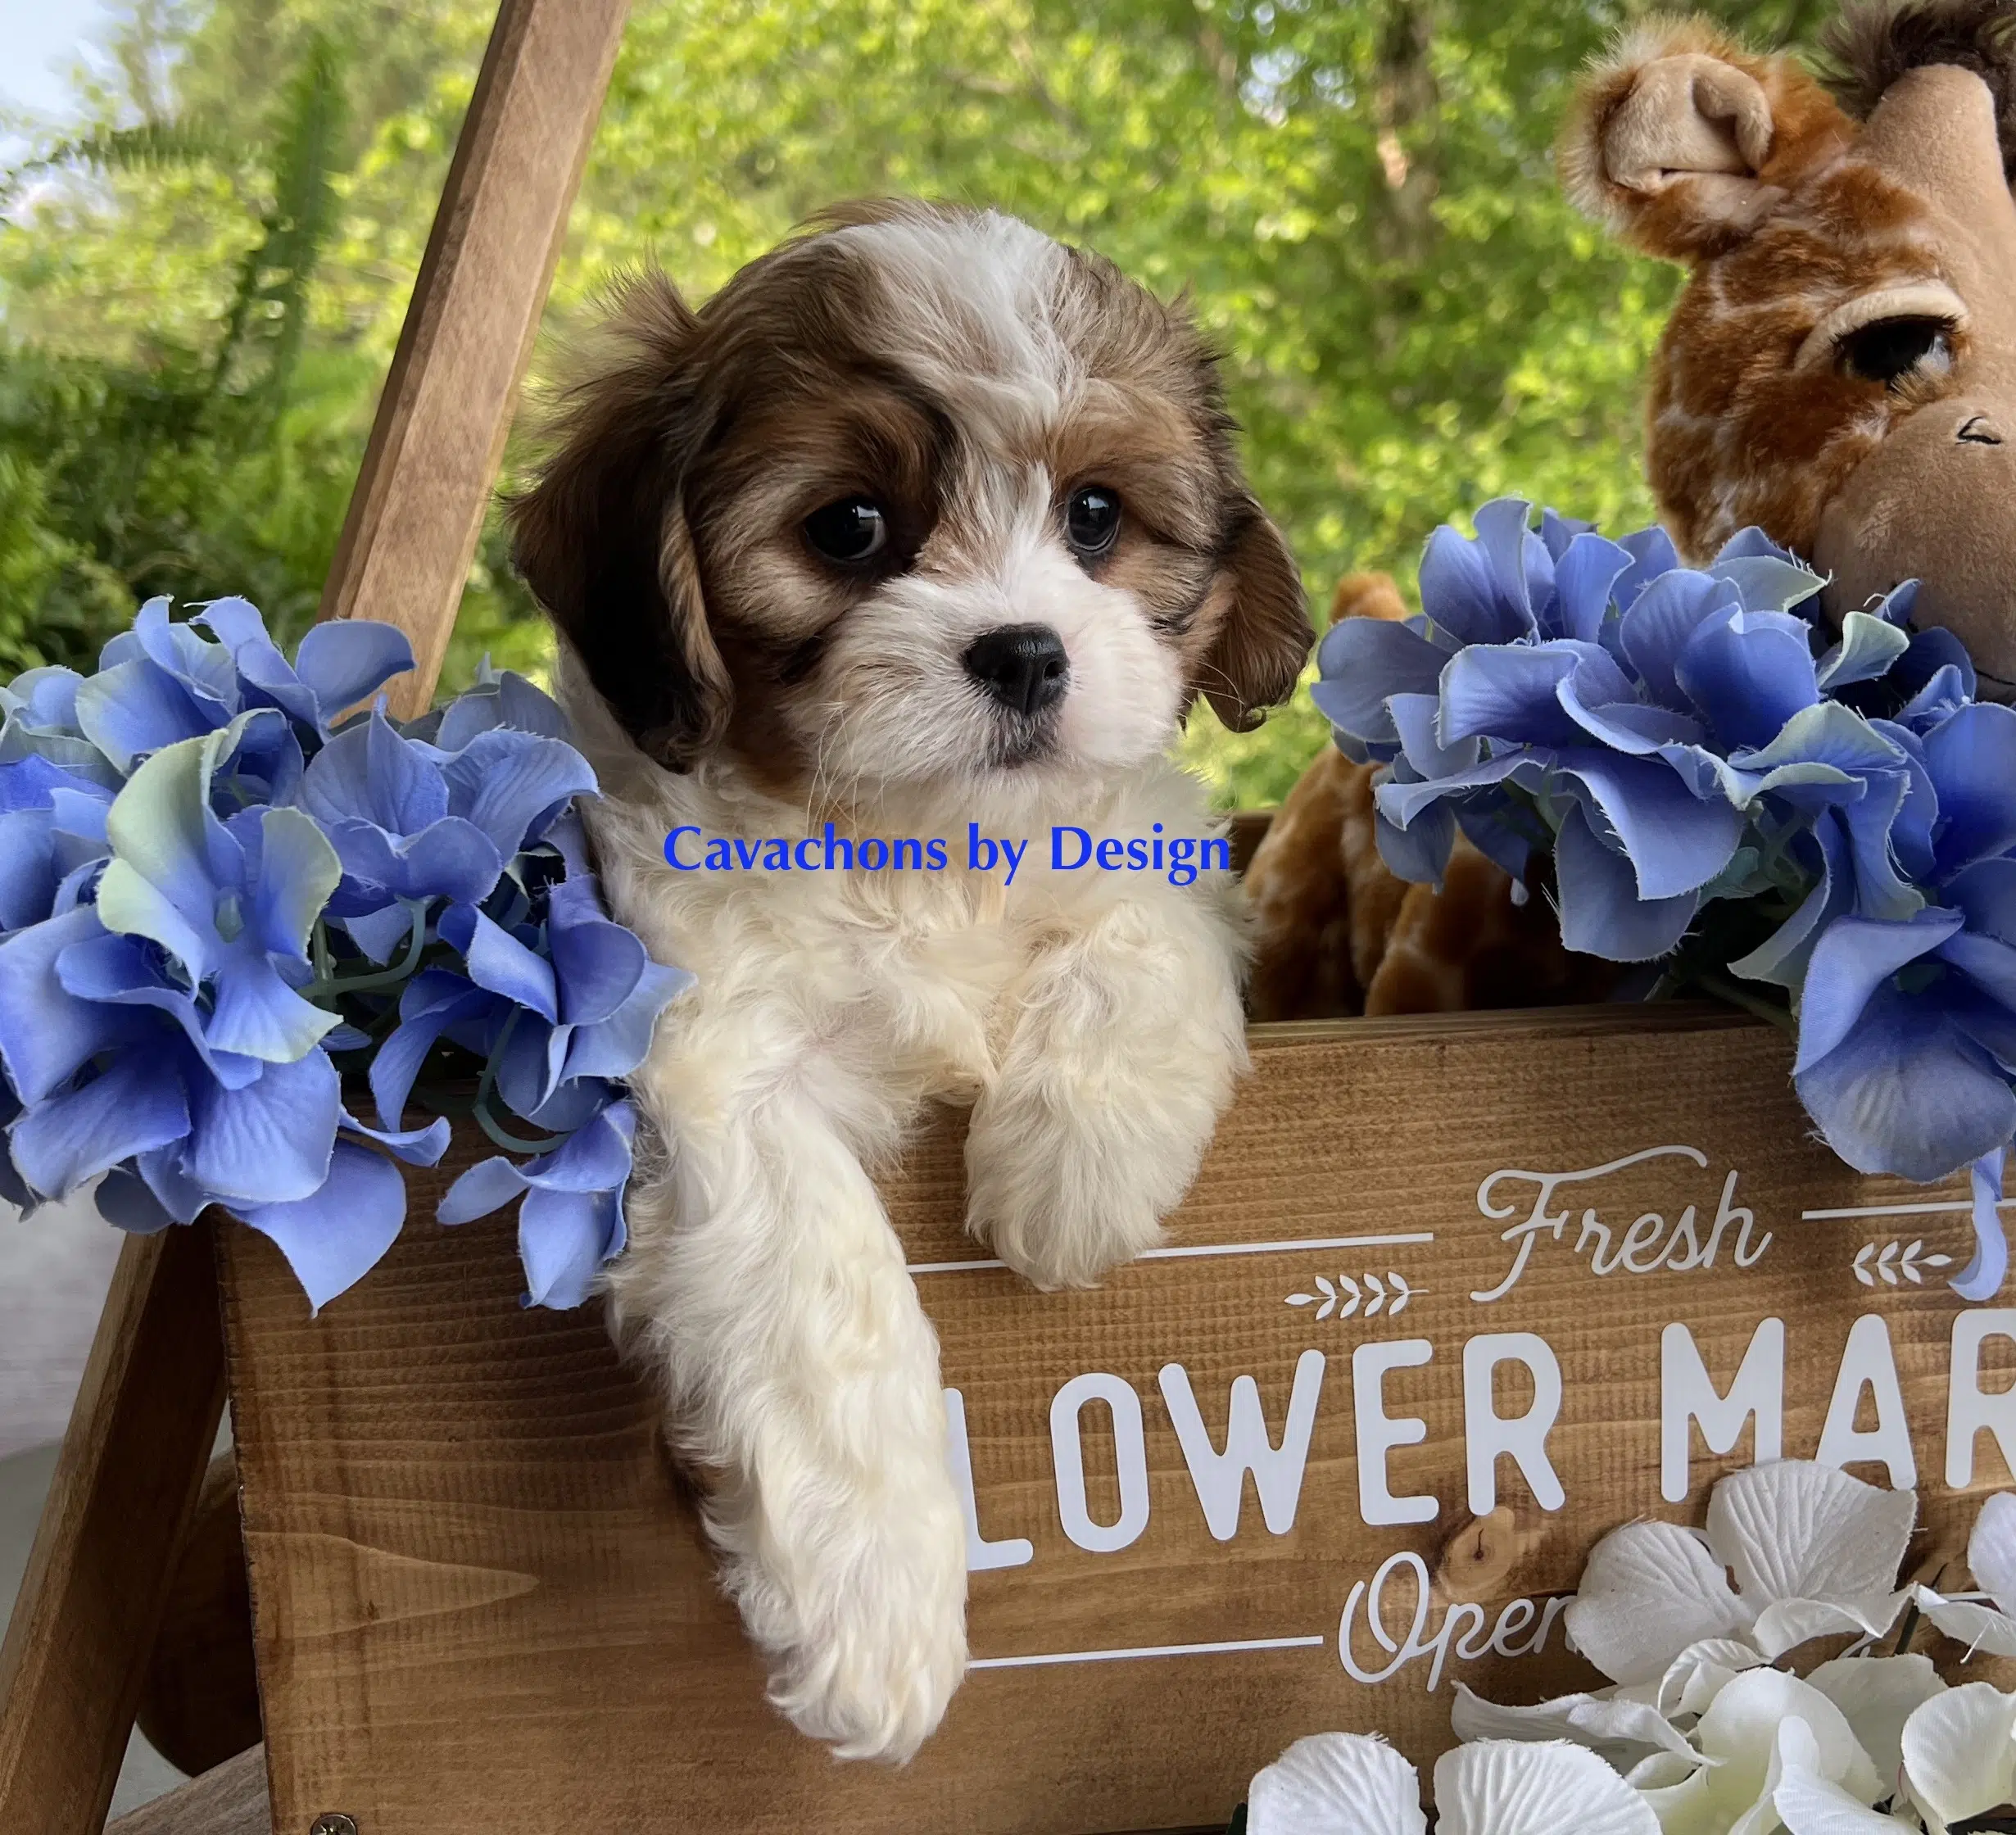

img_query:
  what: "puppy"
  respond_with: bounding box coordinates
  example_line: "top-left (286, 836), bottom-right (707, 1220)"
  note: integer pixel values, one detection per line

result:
top-left (509, 202), bottom-right (1311, 1761)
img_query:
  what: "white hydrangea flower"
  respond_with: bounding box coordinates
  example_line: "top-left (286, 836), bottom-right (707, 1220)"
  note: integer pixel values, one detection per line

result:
top-left (1444, 1482), bottom-right (2016, 1835)
top-left (1244, 1732), bottom-right (1658, 1834)
top-left (1636, 1668), bottom-right (1883, 1831)
top-left (1565, 1461), bottom-right (1915, 1685)
top-left (1897, 1681), bottom-right (2016, 1833)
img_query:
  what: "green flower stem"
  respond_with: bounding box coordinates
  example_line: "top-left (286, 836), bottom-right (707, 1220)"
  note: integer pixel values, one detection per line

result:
top-left (1692, 970), bottom-right (1796, 1035)
top-left (473, 1008), bottom-right (567, 1154)
top-left (305, 899), bottom-right (430, 1002)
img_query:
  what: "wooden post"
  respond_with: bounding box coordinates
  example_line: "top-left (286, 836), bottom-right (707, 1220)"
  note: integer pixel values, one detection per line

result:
top-left (0, 1224), bottom-right (227, 1835)
top-left (0, 1), bottom-right (632, 1824)
top-left (317, 0), bottom-right (633, 717)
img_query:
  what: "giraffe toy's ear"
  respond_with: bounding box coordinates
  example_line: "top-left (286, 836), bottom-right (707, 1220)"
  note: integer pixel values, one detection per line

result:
top-left (1560, 18), bottom-right (1853, 261)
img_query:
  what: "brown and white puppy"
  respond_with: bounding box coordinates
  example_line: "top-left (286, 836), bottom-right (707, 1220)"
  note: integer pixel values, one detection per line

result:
top-left (510, 202), bottom-right (1309, 1760)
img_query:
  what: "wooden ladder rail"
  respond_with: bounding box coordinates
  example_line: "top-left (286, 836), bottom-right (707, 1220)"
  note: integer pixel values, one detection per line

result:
top-left (0, 2), bottom-right (631, 1828)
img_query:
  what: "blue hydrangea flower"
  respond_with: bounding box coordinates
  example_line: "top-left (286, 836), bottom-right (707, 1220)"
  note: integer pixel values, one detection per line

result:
top-left (74, 596), bottom-right (413, 773)
top-left (0, 598), bottom-right (690, 1315)
top-left (298, 709), bottom-right (596, 961)
top-left (1316, 498), bottom-right (2016, 1297)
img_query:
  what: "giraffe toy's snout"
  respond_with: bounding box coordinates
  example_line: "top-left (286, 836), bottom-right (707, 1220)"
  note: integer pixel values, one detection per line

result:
top-left (1817, 388), bottom-right (2016, 691)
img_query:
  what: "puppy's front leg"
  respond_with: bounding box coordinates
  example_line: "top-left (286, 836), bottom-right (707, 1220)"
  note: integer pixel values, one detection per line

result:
top-left (966, 891), bottom-right (1248, 1289)
top-left (616, 1053), bottom-right (966, 1761)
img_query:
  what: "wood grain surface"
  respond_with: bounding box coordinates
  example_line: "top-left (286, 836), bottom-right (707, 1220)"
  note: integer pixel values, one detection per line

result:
top-left (0, 1222), bottom-right (228, 1835)
top-left (314, 0), bottom-right (630, 714)
top-left (218, 1004), bottom-right (2016, 1834)
top-left (106, 1746), bottom-right (270, 1835)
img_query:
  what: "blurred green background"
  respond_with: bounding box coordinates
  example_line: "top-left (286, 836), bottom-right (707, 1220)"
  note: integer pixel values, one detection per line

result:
top-left (0, 0), bottom-right (1832, 805)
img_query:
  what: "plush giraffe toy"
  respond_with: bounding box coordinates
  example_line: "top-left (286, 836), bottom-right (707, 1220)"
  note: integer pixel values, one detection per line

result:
top-left (1246, 0), bottom-right (2016, 1021)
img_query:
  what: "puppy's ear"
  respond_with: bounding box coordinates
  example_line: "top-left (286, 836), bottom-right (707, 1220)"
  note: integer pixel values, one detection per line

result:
top-left (1198, 500), bottom-right (1312, 733)
top-left (1558, 17), bottom-right (1851, 261)
top-left (510, 272), bottom-right (730, 770)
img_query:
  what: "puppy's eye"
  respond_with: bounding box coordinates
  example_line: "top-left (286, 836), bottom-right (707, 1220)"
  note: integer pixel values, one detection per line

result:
top-left (804, 497), bottom-right (887, 564)
top-left (1065, 485), bottom-right (1121, 560)
top-left (1838, 316), bottom-right (1953, 387)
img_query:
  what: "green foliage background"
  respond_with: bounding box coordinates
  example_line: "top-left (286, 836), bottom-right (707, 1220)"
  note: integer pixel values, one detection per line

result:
top-left (0, 0), bottom-right (1833, 804)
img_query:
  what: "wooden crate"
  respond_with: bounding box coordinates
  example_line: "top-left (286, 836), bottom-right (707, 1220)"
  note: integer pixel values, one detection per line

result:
top-left (216, 1002), bottom-right (2015, 1834)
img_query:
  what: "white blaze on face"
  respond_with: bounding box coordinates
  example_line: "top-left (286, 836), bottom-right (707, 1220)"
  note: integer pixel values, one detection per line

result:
top-left (795, 212), bottom-right (1193, 796)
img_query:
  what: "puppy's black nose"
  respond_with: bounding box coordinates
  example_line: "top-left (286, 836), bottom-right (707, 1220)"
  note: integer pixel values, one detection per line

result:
top-left (963, 624), bottom-right (1069, 718)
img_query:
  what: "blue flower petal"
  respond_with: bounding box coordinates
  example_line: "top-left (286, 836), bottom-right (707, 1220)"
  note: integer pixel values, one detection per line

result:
top-left (1620, 570), bottom-right (1737, 709)
top-left (438, 1154), bottom-right (532, 1226)
top-left (1311, 618), bottom-right (1448, 745)
top-left (324, 815), bottom-right (503, 908)
top-left (10, 1054), bottom-right (191, 1199)
top-left (94, 1167), bottom-right (177, 1235)
top-left (1612, 526), bottom-right (1682, 614)
top-left (1674, 605), bottom-right (1820, 752)
top-left (1375, 749), bottom-right (1538, 831)
top-left (1550, 532), bottom-right (1635, 645)
top-left (1939, 931), bottom-right (2016, 1012)
top-left (1707, 544), bottom-right (1825, 617)
top-left (1380, 692), bottom-right (1478, 790)
top-left (1471, 497), bottom-right (1553, 637)
top-left (0, 809), bottom-right (59, 931)
top-left (440, 903), bottom-right (559, 1020)
top-left (337, 1103), bottom-right (451, 1166)
top-left (1796, 982), bottom-right (2016, 1181)
top-left (1552, 749), bottom-right (1745, 899)
top-left (238, 1140), bottom-right (408, 1314)
top-left (1730, 819), bottom-right (1850, 994)
top-left (206, 957), bottom-right (339, 1064)
top-left (1795, 909), bottom-right (1964, 1074)
top-left (186, 1049), bottom-right (340, 1204)
top-left (338, 899), bottom-right (424, 966)
top-left (54, 931), bottom-right (265, 1091)
top-left (291, 621), bottom-right (415, 727)
top-left (74, 659), bottom-right (216, 773)
top-left (1955, 1148), bottom-right (2009, 1303)
top-left (1946, 859), bottom-right (2016, 947)
top-left (1555, 802), bottom-right (1701, 961)
top-left (370, 969), bottom-right (496, 1130)
top-left (1375, 799), bottom-right (1456, 887)
top-left (301, 710), bottom-right (449, 833)
top-left (1816, 612), bottom-right (1912, 691)
top-left (1439, 642), bottom-right (1587, 749)
top-left (0, 906), bottom-right (139, 1103)
top-left (439, 730), bottom-right (597, 859)
top-left (433, 671), bottom-right (568, 749)
top-left (1924, 703), bottom-right (2016, 880)
top-left (518, 1185), bottom-right (623, 1309)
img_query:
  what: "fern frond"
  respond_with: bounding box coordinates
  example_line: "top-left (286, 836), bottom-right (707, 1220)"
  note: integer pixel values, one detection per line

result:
top-left (2, 120), bottom-right (245, 201)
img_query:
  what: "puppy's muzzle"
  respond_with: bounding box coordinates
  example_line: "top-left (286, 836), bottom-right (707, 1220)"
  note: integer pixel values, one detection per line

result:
top-left (963, 624), bottom-right (1069, 718)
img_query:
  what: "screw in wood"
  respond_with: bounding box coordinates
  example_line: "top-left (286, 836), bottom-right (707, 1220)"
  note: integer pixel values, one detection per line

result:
top-left (310, 1817), bottom-right (358, 1835)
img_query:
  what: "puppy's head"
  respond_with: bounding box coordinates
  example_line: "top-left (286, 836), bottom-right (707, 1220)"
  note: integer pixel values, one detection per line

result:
top-left (510, 203), bottom-right (1309, 804)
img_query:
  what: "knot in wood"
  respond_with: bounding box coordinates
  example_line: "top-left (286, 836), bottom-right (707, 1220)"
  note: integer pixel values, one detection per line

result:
top-left (1437, 1506), bottom-right (1520, 1602)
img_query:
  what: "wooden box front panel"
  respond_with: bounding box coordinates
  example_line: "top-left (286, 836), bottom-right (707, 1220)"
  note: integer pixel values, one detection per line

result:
top-left (218, 1005), bottom-right (2016, 1834)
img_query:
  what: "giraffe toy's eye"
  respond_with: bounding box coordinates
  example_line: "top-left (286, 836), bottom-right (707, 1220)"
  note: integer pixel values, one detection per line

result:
top-left (1837, 315), bottom-right (1954, 387)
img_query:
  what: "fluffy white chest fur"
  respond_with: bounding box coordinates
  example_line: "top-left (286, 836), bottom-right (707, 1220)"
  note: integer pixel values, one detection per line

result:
top-left (570, 676), bottom-right (1248, 1763)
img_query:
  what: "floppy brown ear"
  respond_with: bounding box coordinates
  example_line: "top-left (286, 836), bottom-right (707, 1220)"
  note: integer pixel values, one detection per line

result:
top-left (1559, 17), bottom-right (1851, 260)
top-left (1196, 501), bottom-right (1312, 733)
top-left (509, 271), bottom-right (730, 771)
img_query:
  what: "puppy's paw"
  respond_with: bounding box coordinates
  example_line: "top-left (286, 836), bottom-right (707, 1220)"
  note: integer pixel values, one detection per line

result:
top-left (965, 1096), bottom-right (1183, 1290)
top-left (728, 1479), bottom-right (968, 1762)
